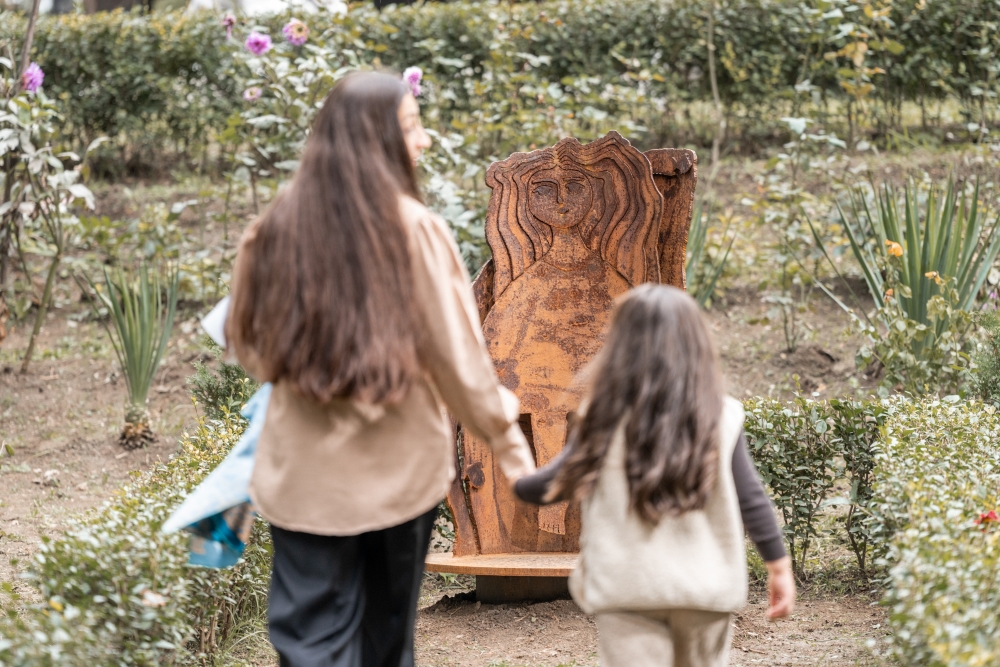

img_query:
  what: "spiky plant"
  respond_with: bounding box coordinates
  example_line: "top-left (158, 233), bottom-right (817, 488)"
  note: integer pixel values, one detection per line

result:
top-left (89, 265), bottom-right (179, 449)
top-left (685, 199), bottom-right (735, 307)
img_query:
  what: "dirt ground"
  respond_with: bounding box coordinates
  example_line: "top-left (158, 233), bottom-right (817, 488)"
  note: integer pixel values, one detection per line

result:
top-left (413, 587), bottom-right (888, 667)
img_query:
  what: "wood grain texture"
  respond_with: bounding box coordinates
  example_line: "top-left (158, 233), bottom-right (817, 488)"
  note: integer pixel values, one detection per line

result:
top-left (472, 259), bottom-right (496, 324)
top-left (466, 132), bottom-right (661, 553)
top-left (446, 421), bottom-right (479, 557)
top-left (425, 552), bottom-right (578, 577)
top-left (446, 135), bottom-right (697, 559)
top-left (644, 148), bottom-right (698, 288)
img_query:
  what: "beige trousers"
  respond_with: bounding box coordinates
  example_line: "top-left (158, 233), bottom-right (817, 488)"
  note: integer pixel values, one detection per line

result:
top-left (596, 609), bottom-right (733, 667)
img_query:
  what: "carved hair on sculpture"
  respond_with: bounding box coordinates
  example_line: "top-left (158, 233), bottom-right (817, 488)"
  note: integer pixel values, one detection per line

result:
top-left (484, 131), bottom-right (663, 298)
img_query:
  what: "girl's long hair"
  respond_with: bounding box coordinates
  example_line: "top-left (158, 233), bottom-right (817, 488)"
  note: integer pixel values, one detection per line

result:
top-left (546, 284), bottom-right (724, 523)
top-left (226, 71), bottom-right (421, 405)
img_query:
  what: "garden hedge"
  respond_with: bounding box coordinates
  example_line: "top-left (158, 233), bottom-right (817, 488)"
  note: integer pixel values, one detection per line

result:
top-left (2, 0), bottom-right (999, 165)
top-left (0, 413), bottom-right (270, 666)
top-left (2, 393), bottom-right (999, 665)
top-left (872, 398), bottom-right (1000, 666)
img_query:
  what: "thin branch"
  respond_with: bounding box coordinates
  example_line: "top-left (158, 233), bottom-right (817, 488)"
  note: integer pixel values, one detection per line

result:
top-left (15, 0), bottom-right (43, 95)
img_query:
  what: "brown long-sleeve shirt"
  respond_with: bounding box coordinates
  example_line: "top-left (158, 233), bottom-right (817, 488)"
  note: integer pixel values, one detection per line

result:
top-left (241, 196), bottom-right (536, 536)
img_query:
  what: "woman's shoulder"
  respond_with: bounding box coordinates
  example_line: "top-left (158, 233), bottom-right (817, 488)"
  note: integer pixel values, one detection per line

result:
top-left (399, 195), bottom-right (450, 237)
top-left (399, 195), bottom-right (460, 260)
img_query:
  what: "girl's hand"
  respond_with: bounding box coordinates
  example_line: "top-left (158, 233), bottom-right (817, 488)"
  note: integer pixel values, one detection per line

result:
top-left (765, 556), bottom-right (795, 620)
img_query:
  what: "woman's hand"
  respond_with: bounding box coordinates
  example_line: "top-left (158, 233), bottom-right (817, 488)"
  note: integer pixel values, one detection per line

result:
top-left (765, 556), bottom-right (795, 620)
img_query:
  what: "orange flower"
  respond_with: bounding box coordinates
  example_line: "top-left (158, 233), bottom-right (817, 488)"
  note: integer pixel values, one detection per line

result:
top-left (885, 240), bottom-right (903, 257)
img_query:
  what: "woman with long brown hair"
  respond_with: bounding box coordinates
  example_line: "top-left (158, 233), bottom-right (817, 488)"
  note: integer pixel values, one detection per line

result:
top-left (515, 284), bottom-right (795, 667)
top-left (225, 71), bottom-right (535, 667)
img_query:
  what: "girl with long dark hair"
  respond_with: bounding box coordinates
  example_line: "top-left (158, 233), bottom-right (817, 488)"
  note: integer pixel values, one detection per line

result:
top-left (226, 71), bottom-right (535, 667)
top-left (515, 284), bottom-right (796, 667)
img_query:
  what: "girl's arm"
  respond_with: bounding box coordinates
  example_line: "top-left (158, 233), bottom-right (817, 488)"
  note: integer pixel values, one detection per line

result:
top-left (732, 430), bottom-right (786, 562)
top-left (733, 430), bottom-right (795, 620)
top-left (514, 445), bottom-right (572, 505)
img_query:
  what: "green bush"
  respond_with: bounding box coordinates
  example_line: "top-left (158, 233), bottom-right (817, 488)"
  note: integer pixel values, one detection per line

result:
top-left (870, 398), bottom-right (1000, 666)
top-left (743, 396), bottom-right (842, 577)
top-left (188, 340), bottom-right (260, 422)
top-left (0, 10), bottom-right (237, 174)
top-left (7, 0), bottom-right (1000, 168)
top-left (0, 414), bottom-right (270, 666)
top-left (972, 310), bottom-right (1000, 405)
top-left (743, 396), bottom-right (887, 578)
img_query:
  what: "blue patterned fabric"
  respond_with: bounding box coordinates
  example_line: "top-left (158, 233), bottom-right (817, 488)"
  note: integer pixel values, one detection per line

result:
top-left (162, 383), bottom-right (272, 568)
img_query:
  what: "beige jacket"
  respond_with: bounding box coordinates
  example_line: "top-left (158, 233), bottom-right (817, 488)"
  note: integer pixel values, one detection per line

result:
top-left (570, 397), bottom-right (748, 614)
top-left (244, 196), bottom-right (536, 536)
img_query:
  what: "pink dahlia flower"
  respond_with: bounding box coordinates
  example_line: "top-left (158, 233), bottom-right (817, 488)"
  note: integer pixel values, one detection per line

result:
top-left (283, 19), bottom-right (309, 46)
top-left (222, 14), bottom-right (236, 40)
top-left (402, 66), bottom-right (422, 97)
top-left (245, 32), bottom-right (273, 56)
top-left (21, 62), bottom-right (43, 93)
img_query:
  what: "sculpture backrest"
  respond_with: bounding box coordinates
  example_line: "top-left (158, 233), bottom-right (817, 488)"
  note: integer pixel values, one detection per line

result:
top-left (447, 132), bottom-right (697, 556)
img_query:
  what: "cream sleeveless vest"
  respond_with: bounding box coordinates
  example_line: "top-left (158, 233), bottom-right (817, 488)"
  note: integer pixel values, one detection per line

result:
top-left (569, 396), bottom-right (748, 614)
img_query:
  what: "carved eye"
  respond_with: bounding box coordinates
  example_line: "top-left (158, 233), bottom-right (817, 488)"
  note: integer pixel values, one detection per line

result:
top-left (566, 182), bottom-right (585, 195)
top-left (534, 185), bottom-right (555, 198)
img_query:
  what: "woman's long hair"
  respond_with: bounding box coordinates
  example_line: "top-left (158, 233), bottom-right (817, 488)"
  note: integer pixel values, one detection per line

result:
top-left (546, 284), bottom-right (724, 523)
top-left (226, 71), bottom-right (421, 405)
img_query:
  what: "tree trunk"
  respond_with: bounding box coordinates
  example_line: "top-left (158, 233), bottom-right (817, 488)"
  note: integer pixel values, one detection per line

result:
top-left (706, 0), bottom-right (725, 184)
top-left (20, 251), bottom-right (60, 374)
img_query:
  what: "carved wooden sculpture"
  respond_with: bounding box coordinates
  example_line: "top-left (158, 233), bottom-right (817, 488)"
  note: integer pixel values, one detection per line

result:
top-left (442, 131), bottom-right (697, 561)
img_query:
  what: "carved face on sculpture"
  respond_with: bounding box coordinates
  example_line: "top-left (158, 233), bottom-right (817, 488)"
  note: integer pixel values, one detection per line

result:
top-left (485, 132), bottom-right (665, 298)
top-left (528, 169), bottom-right (594, 230)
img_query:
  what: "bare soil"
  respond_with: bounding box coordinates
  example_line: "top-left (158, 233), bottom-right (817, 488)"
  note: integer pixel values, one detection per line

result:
top-left (413, 588), bottom-right (888, 667)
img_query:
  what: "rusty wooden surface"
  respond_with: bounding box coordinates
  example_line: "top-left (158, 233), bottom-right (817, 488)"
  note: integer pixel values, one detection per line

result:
top-left (463, 132), bottom-right (663, 554)
top-left (445, 419), bottom-right (479, 557)
top-left (446, 134), bottom-right (697, 562)
top-left (425, 552), bottom-right (578, 577)
top-left (645, 148), bottom-right (698, 289)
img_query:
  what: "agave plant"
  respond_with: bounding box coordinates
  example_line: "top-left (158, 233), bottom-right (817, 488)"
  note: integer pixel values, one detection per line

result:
top-left (831, 179), bottom-right (1000, 394)
top-left (844, 180), bottom-right (1000, 317)
top-left (685, 200), bottom-right (735, 307)
top-left (89, 265), bottom-right (180, 449)
top-left (840, 179), bottom-right (1000, 339)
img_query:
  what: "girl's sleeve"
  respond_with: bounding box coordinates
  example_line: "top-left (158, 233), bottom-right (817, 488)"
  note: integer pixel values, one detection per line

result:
top-left (409, 212), bottom-right (536, 483)
top-left (732, 429), bottom-right (787, 562)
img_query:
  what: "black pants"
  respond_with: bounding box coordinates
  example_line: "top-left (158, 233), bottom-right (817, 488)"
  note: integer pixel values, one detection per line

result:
top-left (267, 506), bottom-right (437, 667)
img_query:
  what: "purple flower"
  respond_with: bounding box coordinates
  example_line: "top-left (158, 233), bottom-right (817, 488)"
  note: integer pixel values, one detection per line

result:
top-left (282, 19), bottom-right (309, 46)
top-left (222, 14), bottom-right (236, 40)
top-left (243, 87), bottom-right (262, 102)
top-left (21, 62), bottom-right (43, 93)
top-left (245, 32), bottom-right (272, 56)
top-left (402, 66), bottom-right (422, 97)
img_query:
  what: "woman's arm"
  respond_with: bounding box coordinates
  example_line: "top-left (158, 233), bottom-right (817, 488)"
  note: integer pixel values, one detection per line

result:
top-left (407, 206), bottom-right (535, 484)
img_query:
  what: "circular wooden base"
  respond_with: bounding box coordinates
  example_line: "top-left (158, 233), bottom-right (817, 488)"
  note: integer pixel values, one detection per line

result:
top-left (425, 553), bottom-right (578, 603)
top-left (425, 552), bottom-right (577, 577)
